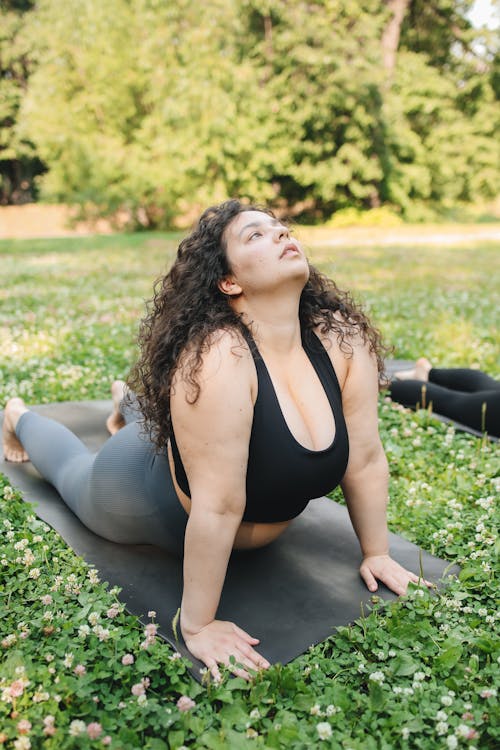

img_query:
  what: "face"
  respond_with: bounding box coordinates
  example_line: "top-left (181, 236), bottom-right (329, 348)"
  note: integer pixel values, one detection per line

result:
top-left (219, 210), bottom-right (309, 297)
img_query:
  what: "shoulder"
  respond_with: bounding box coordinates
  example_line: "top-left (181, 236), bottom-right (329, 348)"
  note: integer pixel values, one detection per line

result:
top-left (172, 327), bottom-right (255, 401)
top-left (312, 314), bottom-right (376, 391)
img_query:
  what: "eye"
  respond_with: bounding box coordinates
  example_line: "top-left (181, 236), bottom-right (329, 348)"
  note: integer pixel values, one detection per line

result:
top-left (248, 231), bottom-right (262, 240)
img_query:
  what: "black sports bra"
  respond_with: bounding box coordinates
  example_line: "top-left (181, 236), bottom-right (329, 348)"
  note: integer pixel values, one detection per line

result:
top-left (170, 329), bottom-right (349, 523)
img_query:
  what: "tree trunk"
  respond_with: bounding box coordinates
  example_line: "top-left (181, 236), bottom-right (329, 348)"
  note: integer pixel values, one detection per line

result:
top-left (381, 0), bottom-right (410, 78)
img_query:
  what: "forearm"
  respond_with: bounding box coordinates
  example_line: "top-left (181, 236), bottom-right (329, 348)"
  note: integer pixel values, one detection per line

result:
top-left (341, 451), bottom-right (390, 558)
top-left (180, 505), bottom-right (242, 637)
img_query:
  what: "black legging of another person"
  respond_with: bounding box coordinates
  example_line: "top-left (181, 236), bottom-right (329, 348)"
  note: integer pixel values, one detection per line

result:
top-left (389, 368), bottom-right (500, 437)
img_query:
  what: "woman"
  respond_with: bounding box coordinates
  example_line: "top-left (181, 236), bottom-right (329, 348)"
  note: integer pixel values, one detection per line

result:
top-left (389, 357), bottom-right (500, 438)
top-left (3, 200), bottom-right (427, 681)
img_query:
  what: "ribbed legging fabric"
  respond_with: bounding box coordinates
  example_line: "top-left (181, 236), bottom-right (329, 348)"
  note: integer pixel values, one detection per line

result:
top-left (15, 409), bottom-right (188, 557)
top-left (389, 368), bottom-right (500, 437)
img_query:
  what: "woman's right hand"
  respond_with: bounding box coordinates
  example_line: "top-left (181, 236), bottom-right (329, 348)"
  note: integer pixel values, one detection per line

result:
top-left (183, 620), bottom-right (271, 681)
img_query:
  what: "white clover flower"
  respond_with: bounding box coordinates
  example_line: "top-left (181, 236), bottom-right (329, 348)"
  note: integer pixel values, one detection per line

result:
top-left (436, 721), bottom-right (449, 735)
top-left (23, 550), bottom-right (35, 566)
top-left (88, 612), bottom-right (100, 626)
top-left (249, 708), bottom-right (261, 719)
top-left (436, 710), bottom-right (447, 721)
top-left (13, 738), bottom-right (31, 750)
top-left (413, 672), bottom-right (425, 682)
top-left (441, 695), bottom-right (453, 706)
top-left (445, 736), bottom-right (458, 749)
top-left (78, 624), bottom-right (90, 638)
top-left (401, 728), bottom-right (410, 740)
top-left (369, 671), bottom-right (385, 684)
top-left (63, 653), bottom-right (74, 668)
top-left (93, 625), bottom-right (110, 642)
top-left (28, 568), bottom-right (40, 579)
top-left (310, 704), bottom-right (322, 716)
top-left (137, 693), bottom-right (147, 706)
top-left (357, 662), bottom-right (366, 673)
top-left (32, 690), bottom-right (50, 703)
top-left (246, 728), bottom-right (258, 739)
top-left (2, 633), bottom-right (17, 648)
top-left (88, 569), bottom-right (100, 584)
top-left (316, 722), bottom-right (332, 740)
top-left (325, 704), bottom-right (338, 716)
top-left (388, 649), bottom-right (396, 657)
top-left (69, 719), bottom-right (86, 736)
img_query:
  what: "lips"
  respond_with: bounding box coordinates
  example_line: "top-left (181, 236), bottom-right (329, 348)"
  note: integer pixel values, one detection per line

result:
top-left (280, 243), bottom-right (300, 258)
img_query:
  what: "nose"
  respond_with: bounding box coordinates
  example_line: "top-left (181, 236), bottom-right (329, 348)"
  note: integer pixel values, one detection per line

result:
top-left (273, 224), bottom-right (290, 242)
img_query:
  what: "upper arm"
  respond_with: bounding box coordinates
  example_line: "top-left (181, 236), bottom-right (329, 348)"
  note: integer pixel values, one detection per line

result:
top-left (318, 326), bottom-right (385, 477)
top-left (170, 331), bottom-right (254, 516)
top-left (341, 334), bottom-right (386, 476)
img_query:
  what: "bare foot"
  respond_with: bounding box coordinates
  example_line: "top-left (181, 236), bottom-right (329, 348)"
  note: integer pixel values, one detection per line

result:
top-left (395, 357), bottom-right (432, 382)
top-left (2, 398), bottom-right (29, 462)
top-left (106, 380), bottom-right (127, 435)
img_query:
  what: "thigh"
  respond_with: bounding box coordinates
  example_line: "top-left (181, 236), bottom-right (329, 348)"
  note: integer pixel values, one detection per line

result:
top-left (83, 422), bottom-right (187, 554)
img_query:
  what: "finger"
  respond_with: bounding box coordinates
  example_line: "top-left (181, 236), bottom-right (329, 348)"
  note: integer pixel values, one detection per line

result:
top-left (387, 575), bottom-right (408, 595)
top-left (232, 623), bottom-right (260, 644)
top-left (205, 657), bottom-right (221, 683)
top-left (223, 653), bottom-right (252, 681)
top-left (237, 642), bottom-right (270, 670)
top-left (360, 567), bottom-right (378, 592)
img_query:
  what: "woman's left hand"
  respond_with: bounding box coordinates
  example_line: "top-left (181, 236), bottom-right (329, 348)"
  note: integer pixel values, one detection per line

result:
top-left (360, 554), bottom-right (432, 596)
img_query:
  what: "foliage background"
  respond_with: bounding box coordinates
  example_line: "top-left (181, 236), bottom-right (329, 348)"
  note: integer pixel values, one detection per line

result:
top-left (1, 0), bottom-right (499, 225)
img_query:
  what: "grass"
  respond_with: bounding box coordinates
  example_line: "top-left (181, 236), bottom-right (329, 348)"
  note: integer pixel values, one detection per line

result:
top-left (0, 232), bottom-right (499, 749)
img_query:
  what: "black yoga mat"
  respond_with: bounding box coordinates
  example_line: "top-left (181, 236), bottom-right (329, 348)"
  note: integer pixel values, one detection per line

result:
top-left (1, 400), bottom-right (459, 683)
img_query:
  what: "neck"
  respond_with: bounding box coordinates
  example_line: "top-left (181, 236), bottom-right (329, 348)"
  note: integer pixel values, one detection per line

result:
top-left (231, 291), bottom-right (303, 354)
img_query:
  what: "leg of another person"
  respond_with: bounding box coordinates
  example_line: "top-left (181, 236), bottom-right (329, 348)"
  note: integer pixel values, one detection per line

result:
top-left (429, 368), bottom-right (500, 393)
top-left (388, 380), bottom-right (500, 437)
top-left (14, 410), bottom-right (187, 556)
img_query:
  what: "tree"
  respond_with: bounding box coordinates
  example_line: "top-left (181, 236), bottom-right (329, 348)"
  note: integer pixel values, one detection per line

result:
top-left (0, 0), bottom-right (42, 204)
top-left (14, 0), bottom-right (500, 224)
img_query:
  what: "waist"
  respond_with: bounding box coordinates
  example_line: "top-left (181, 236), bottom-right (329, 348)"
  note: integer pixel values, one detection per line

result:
top-left (167, 442), bottom-right (291, 549)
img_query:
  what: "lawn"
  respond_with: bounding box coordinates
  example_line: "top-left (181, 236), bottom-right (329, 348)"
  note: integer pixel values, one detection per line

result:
top-left (0, 232), bottom-right (498, 749)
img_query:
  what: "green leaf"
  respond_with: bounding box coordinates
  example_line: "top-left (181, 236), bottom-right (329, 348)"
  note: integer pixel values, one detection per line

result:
top-left (435, 645), bottom-right (463, 671)
top-left (392, 653), bottom-right (419, 677)
top-left (167, 730), bottom-right (185, 749)
top-left (369, 682), bottom-right (386, 710)
top-left (145, 740), bottom-right (169, 750)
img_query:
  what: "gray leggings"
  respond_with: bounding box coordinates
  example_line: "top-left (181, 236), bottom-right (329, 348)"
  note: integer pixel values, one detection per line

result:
top-left (16, 411), bottom-right (188, 557)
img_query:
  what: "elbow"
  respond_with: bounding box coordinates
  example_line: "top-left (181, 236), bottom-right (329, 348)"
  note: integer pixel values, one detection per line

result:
top-left (343, 443), bottom-right (388, 485)
top-left (189, 491), bottom-right (246, 523)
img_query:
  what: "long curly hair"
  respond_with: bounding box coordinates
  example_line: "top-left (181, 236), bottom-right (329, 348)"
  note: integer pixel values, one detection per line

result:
top-left (127, 199), bottom-right (388, 452)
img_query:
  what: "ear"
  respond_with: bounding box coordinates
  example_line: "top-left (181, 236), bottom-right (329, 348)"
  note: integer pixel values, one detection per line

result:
top-left (218, 275), bottom-right (242, 297)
